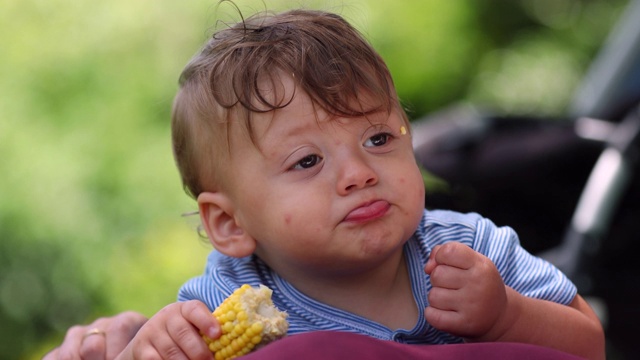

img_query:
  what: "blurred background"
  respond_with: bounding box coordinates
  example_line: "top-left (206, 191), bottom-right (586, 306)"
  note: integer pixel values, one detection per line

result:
top-left (0, 0), bottom-right (630, 359)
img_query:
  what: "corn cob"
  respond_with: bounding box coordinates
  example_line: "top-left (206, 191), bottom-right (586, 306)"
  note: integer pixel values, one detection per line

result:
top-left (203, 284), bottom-right (289, 359)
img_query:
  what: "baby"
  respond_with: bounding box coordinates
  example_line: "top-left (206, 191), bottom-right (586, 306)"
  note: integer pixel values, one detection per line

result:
top-left (46, 7), bottom-right (605, 360)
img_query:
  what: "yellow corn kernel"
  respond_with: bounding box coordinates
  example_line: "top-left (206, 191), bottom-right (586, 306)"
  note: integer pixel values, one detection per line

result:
top-left (203, 284), bottom-right (289, 359)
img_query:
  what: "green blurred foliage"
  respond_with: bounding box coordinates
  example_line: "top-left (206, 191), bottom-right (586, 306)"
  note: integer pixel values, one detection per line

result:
top-left (0, 0), bottom-right (626, 358)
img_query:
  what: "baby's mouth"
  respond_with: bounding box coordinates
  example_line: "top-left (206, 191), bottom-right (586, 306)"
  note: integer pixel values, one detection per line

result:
top-left (343, 200), bottom-right (390, 223)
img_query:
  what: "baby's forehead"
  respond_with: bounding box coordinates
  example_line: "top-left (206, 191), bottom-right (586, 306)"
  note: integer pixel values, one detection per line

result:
top-left (251, 102), bottom-right (392, 133)
top-left (226, 74), bottom-right (402, 148)
top-left (257, 111), bottom-right (393, 152)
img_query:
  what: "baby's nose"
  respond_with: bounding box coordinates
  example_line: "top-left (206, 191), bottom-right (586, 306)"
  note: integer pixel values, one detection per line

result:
top-left (336, 153), bottom-right (378, 194)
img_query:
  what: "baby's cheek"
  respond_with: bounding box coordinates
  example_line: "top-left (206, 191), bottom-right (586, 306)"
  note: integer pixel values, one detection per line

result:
top-left (401, 175), bottom-right (424, 200)
top-left (399, 171), bottom-right (425, 195)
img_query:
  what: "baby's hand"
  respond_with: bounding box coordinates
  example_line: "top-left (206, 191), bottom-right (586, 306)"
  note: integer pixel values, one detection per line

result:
top-left (115, 300), bottom-right (218, 360)
top-left (424, 242), bottom-right (508, 340)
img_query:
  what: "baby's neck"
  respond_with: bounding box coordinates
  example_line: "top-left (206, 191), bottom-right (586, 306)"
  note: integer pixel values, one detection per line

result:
top-left (286, 251), bottom-right (419, 330)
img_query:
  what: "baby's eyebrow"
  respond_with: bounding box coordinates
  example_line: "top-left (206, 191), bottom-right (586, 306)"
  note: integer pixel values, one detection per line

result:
top-left (254, 121), bottom-right (312, 154)
top-left (331, 110), bottom-right (391, 125)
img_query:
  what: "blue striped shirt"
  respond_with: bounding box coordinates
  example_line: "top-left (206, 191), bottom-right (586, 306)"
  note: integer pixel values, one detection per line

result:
top-left (178, 209), bottom-right (577, 344)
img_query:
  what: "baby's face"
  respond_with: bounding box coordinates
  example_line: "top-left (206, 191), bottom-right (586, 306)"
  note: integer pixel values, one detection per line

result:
top-left (223, 75), bottom-right (425, 280)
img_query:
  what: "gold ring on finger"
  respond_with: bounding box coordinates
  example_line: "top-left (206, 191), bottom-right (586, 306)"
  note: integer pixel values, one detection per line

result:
top-left (82, 328), bottom-right (106, 340)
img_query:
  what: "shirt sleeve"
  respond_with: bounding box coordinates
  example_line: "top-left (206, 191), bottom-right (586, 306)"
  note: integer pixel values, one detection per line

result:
top-left (472, 215), bottom-right (577, 305)
top-left (177, 250), bottom-right (270, 311)
top-left (420, 210), bottom-right (577, 305)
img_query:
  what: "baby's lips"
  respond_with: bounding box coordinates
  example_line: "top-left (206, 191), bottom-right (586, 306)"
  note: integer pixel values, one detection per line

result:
top-left (343, 200), bottom-right (390, 223)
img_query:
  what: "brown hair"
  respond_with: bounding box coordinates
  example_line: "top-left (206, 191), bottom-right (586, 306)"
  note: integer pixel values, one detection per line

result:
top-left (171, 8), bottom-right (406, 199)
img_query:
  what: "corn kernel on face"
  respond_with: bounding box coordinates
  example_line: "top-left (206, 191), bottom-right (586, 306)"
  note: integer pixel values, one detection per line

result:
top-left (203, 284), bottom-right (288, 359)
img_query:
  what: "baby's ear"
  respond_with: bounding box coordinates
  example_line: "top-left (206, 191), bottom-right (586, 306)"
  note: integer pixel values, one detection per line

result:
top-left (197, 192), bottom-right (256, 258)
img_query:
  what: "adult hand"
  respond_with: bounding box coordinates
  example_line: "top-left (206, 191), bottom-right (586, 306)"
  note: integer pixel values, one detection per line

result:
top-left (43, 311), bottom-right (148, 360)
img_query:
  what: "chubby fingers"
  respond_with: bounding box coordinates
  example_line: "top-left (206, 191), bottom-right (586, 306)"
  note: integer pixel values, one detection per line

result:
top-left (424, 243), bottom-right (507, 337)
top-left (424, 245), bottom-right (440, 274)
top-left (425, 244), bottom-right (472, 312)
top-left (156, 301), bottom-right (217, 360)
top-left (118, 301), bottom-right (216, 360)
top-left (179, 300), bottom-right (220, 340)
top-left (425, 242), bottom-right (477, 274)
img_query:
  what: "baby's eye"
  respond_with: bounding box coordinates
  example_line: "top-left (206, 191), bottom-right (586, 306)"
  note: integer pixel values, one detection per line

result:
top-left (364, 133), bottom-right (391, 147)
top-left (291, 154), bottom-right (322, 170)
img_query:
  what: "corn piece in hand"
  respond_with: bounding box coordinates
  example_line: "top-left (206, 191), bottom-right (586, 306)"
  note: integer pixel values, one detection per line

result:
top-left (202, 284), bottom-right (289, 359)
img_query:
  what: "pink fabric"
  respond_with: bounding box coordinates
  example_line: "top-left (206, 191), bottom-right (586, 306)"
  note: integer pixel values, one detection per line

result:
top-left (242, 331), bottom-right (586, 359)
